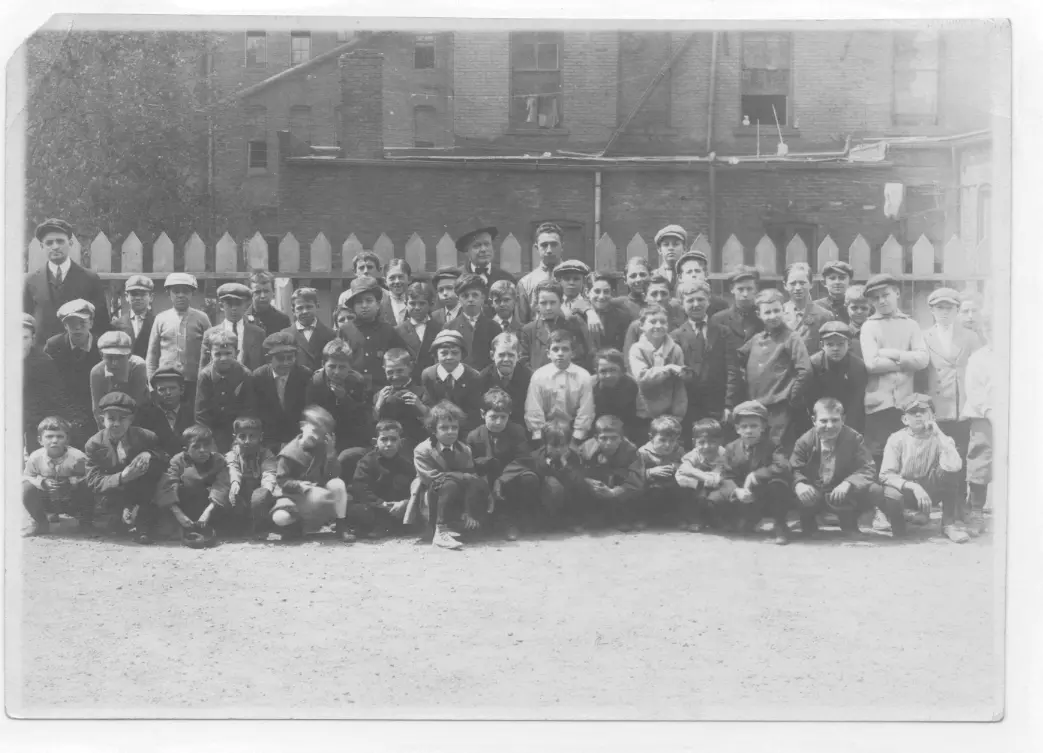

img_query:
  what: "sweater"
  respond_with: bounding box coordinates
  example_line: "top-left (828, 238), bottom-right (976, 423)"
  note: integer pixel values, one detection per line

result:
top-left (859, 312), bottom-right (929, 415)
top-left (879, 428), bottom-right (963, 488)
top-left (146, 308), bottom-right (211, 384)
top-left (629, 334), bottom-right (688, 420)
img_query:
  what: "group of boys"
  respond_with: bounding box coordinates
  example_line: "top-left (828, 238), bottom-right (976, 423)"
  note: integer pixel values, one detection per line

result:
top-left (22, 218), bottom-right (996, 550)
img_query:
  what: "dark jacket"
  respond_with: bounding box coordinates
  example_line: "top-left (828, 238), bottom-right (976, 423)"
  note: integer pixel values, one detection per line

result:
top-left (443, 311), bottom-right (502, 373)
top-left (578, 436), bottom-right (645, 501)
top-left (671, 318), bottom-right (728, 419)
top-left (194, 362), bottom-right (255, 453)
top-left (84, 426), bottom-right (168, 496)
top-left (304, 369), bottom-right (375, 453)
top-left (134, 398), bottom-right (195, 457)
top-left (395, 317), bottom-right (443, 381)
top-left (593, 375), bottom-right (641, 443)
top-left (419, 363), bottom-right (484, 433)
top-left (337, 317), bottom-right (408, 392)
top-left (352, 448), bottom-right (416, 507)
top-left (814, 295), bottom-right (850, 325)
top-left (711, 305), bottom-right (764, 377)
top-left (198, 321), bottom-right (267, 375)
top-left (280, 322), bottom-right (336, 374)
top-left (721, 436), bottom-right (791, 486)
top-left (246, 305), bottom-right (291, 336)
top-left (728, 324), bottom-right (812, 410)
top-left (520, 313), bottom-right (592, 372)
top-left (276, 436), bottom-right (341, 495)
top-left (23, 348), bottom-right (78, 450)
top-left (24, 260), bottom-right (110, 345)
top-left (113, 310), bottom-right (156, 360)
top-left (498, 446), bottom-right (586, 490)
top-left (251, 363), bottom-right (313, 448)
top-left (790, 425), bottom-right (877, 492)
top-left (465, 423), bottom-right (531, 481)
top-left (478, 363), bottom-right (533, 427)
top-left (43, 333), bottom-right (101, 441)
top-left (374, 381), bottom-right (429, 447)
top-left (589, 303), bottom-right (633, 353)
top-left (807, 352), bottom-right (869, 433)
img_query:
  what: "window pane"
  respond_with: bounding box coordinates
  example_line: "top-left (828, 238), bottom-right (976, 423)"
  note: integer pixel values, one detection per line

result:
top-left (512, 41), bottom-right (537, 70)
top-left (414, 36), bottom-right (435, 69)
top-left (743, 33), bottom-right (789, 70)
top-left (741, 94), bottom-right (787, 126)
top-left (742, 67), bottom-right (790, 95)
top-left (536, 43), bottom-right (559, 70)
top-left (246, 32), bottom-right (266, 66)
top-left (291, 33), bottom-right (311, 65)
top-left (248, 140), bottom-right (267, 168)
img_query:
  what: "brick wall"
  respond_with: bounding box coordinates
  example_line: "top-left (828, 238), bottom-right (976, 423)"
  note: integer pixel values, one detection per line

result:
top-left (340, 51), bottom-right (384, 158)
top-left (452, 33), bottom-right (510, 139)
top-left (562, 32), bottom-right (619, 143)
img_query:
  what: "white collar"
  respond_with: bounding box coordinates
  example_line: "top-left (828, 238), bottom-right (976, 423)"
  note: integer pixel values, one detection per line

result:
top-left (296, 320), bottom-right (315, 331)
top-left (550, 362), bottom-right (579, 376)
top-left (48, 258), bottom-right (71, 278)
top-left (436, 363), bottom-right (465, 381)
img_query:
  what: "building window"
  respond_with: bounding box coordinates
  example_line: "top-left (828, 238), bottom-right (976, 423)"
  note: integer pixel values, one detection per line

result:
top-left (290, 31), bottom-right (311, 65)
top-left (741, 32), bottom-right (791, 127)
top-left (976, 185), bottom-right (991, 246)
top-left (510, 32), bottom-right (564, 129)
top-left (893, 31), bottom-right (940, 126)
top-left (414, 35), bottom-right (436, 69)
top-left (413, 105), bottom-right (437, 147)
top-left (245, 31), bottom-right (266, 68)
top-left (247, 140), bottom-right (268, 170)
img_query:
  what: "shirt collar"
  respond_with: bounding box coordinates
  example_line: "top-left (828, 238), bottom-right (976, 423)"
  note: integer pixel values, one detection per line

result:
top-left (71, 333), bottom-right (93, 352)
top-left (296, 320), bottom-right (315, 331)
top-left (552, 362), bottom-right (580, 376)
top-left (48, 258), bottom-right (71, 279)
top-left (436, 363), bottom-right (465, 381)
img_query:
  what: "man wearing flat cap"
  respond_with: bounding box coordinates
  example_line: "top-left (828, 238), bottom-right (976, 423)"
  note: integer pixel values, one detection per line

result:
top-left (113, 274), bottom-right (156, 359)
top-left (456, 223), bottom-right (515, 289)
top-left (24, 218), bottom-right (111, 345)
top-left (814, 260), bottom-right (855, 324)
top-left (198, 282), bottom-right (266, 374)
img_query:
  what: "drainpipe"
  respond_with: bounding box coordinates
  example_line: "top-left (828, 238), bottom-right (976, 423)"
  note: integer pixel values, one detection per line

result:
top-left (594, 170), bottom-right (602, 254)
top-left (706, 32), bottom-right (719, 262)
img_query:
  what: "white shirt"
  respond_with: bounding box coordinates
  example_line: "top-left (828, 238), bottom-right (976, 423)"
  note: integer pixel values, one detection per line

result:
top-left (296, 320), bottom-right (315, 342)
top-left (222, 318), bottom-right (246, 362)
top-left (524, 362), bottom-right (596, 441)
top-left (389, 295), bottom-right (408, 324)
top-left (441, 304), bottom-right (462, 323)
top-left (436, 363), bottom-right (465, 383)
top-left (131, 313), bottom-right (147, 339)
top-left (48, 258), bottom-right (71, 283)
top-left (410, 318), bottom-right (428, 343)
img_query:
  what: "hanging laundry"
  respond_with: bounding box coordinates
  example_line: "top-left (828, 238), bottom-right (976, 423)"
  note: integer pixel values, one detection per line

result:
top-left (884, 182), bottom-right (905, 218)
top-left (526, 96), bottom-right (538, 123)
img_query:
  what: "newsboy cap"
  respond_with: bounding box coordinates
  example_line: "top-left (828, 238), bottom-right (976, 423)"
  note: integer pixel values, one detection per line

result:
top-left (820, 260), bottom-right (854, 278)
top-left (899, 393), bottom-right (934, 413)
top-left (34, 218), bottom-right (73, 241)
top-left (164, 272), bottom-right (198, 290)
top-left (927, 287), bottom-right (961, 307)
top-left (455, 225), bottom-right (498, 255)
top-left (552, 259), bottom-right (591, 278)
top-left (674, 250), bottom-right (709, 277)
top-left (97, 330), bottom-right (133, 355)
top-left (97, 391), bottom-right (137, 414)
top-left (727, 265), bottom-right (761, 286)
top-left (22, 313), bottom-right (37, 332)
top-left (262, 330), bottom-right (298, 355)
top-left (863, 274), bottom-right (899, 298)
top-left (431, 266), bottom-right (462, 287)
top-left (654, 224), bottom-right (687, 246)
top-left (124, 274), bottom-right (154, 293)
top-left (731, 400), bottom-right (769, 422)
top-left (150, 366), bottom-right (186, 386)
top-left (454, 272), bottom-right (488, 296)
top-left (431, 328), bottom-right (468, 357)
top-left (56, 299), bottom-right (96, 321)
top-left (338, 275), bottom-right (384, 308)
top-left (819, 321), bottom-right (853, 340)
top-left (217, 282), bottom-right (252, 301)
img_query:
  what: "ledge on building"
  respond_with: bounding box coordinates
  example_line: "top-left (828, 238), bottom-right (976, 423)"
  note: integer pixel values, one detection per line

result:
top-left (732, 126), bottom-right (801, 139)
top-left (505, 127), bottom-right (571, 137)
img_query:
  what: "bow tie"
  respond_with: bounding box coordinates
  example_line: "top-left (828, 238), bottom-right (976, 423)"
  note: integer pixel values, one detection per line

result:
top-left (475, 266), bottom-right (490, 276)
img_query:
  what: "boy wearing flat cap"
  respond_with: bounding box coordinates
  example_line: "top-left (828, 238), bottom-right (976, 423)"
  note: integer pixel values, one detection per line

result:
top-left (44, 299), bottom-right (101, 448)
top-left (420, 329), bottom-right (484, 432)
top-left (554, 259), bottom-right (593, 320)
top-left (90, 331), bottom-right (150, 428)
top-left (814, 260), bottom-right (855, 324)
top-left (24, 217), bottom-right (110, 345)
top-left (653, 225), bottom-right (686, 285)
top-left (147, 272), bottom-right (211, 407)
top-left (135, 367), bottom-right (195, 456)
top-left (430, 266), bottom-right (464, 326)
top-left (23, 314), bottom-right (74, 453)
top-left (442, 273), bottom-right (502, 372)
top-left (113, 274), bottom-right (156, 359)
top-left (806, 321), bottom-right (868, 433)
top-left (879, 393), bottom-right (966, 543)
top-left (251, 330), bottom-right (312, 450)
top-left (337, 276), bottom-right (408, 393)
top-left (674, 250), bottom-right (728, 317)
top-left (198, 282), bottom-right (266, 373)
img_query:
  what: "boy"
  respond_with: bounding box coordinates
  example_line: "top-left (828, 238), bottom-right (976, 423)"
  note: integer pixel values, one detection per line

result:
top-left (135, 367), bottom-right (194, 456)
top-left (587, 270), bottom-right (633, 352)
top-left (959, 292), bottom-right (986, 339)
top-left (478, 332), bottom-right (533, 427)
top-left (637, 415), bottom-right (685, 528)
top-left (44, 299), bottom-right (101, 447)
top-left (194, 330), bottom-right (255, 453)
top-left (396, 280), bottom-right (442, 380)
top-left (782, 262), bottom-right (836, 355)
top-left (251, 330), bottom-right (312, 451)
top-left (413, 400), bottom-right (492, 549)
top-left (430, 266), bottom-right (463, 326)
top-left (577, 414), bottom-right (645, 532)
top-left (814, 260), bottom-right (855, 324)
top-left (280, 287), bottom-right (336, 373)
top-left (113, 274), bottom-right (155, 359)
top-left (84, 392), bottom-right (169, 544)
top-left (420, 329), bottom-right (484, 433)
top-left (519, 280), bottom-right (592, 372)
top-left (790, 398), bottom-right (884, 539)
top-left (466, 388), bottom-right (531, 538)
top-left (225, 416), bottom-right (279, 540)
top-left (22, 417), bottom-right (91, 536)
top-left (629, 304), bottom-right (688, 432)
top-left (382, 259), bottom-right (412, 325)
top-left (806, 321), bottom-right (869, 433)
top-left (616, 256), bottom-right (652, 319)
top-left (155, 424), bottom-right (232, 543)
top-left (554, 259), bottom-right (593, 319)
top-left (90, 330), bottom-right (149, 428)
top-left (351, 419), bottom-right (417, 538)
top-left (374, 348), bottom-right (430, 450)
top-left (23, 314), bottom-right (75, 453)
top-left (675, 418), bottom-right (730, 531)
top-left (652, 224), bottom-right (686, 285)
top-left (672, 280), bottom-right (728, 434)
top-left (516, 222), bottom-right (565, 324)
top-left (719, 401), bottom-right (792, 545)
top-left (592, 348), bottom-right (641, 444)
top-left (443, 273), bottom-right (501, 372)
top-left (673, 250), bottom-right (729, 317)
top-left (727, 288), bottom-right (811, 453)
top-left (860, 274), bottom-right (929, 464)
top-left (879, 394), bottom-right (966, 543)
top-left (337, 275), bottom-right (408, 392)
top-left (270, 406), bottom-right (359, 543)
top-left (962, 313), bottom-right (994, 536)
top-left (304, 338), bottom-right (375, 456)
top-left (489, 279), bottom-right (523, 335)
top-left (621, 274), bottom-right (685, 361)
top-left (246, 269), bottom-right (290, 336)
top-left (710, 266), bottom-right (764, 379)
top-left (198, 282), bottom-right (266, 373)
top-left (352, 250), bottom-right (383, 280)
top-left (844, 285), bottom-right (872, 361)
top-left (147, 272), bottom-right (211, 406)
top-left (525, 329), bottom-right (596, 446)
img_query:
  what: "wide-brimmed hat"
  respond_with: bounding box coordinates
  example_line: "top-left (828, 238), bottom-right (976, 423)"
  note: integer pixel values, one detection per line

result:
top-left (455, 225), bottom-right (499, 255)
top-left (338, 276), bottom-right (384, 308)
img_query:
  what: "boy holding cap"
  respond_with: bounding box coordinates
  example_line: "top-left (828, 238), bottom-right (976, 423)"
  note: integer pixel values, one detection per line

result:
top-left (135, 367), bottom-right (195, 456)
top-left (814, 260), bottom-right (855, 324)
top-left (44, 299), bottom-right (101, 448)
top-left (147, 273), bottom-right (211, 407)
top-left (90, 331), bottom-right (149, 428)
top-left (199, 282), bottom-right (265, 373)
top-left (859, 274), bottom-right (929, 465)
top-left (114, 274), bottom-right (155, 359)
top-left (806, 321), bottom-right (868, 433)
top-left (251, 330), bottom-right (312, 450)
top-left (336, 275), bottom-right (408, 392)
top-left (280, 287), bottom-right (335, 373)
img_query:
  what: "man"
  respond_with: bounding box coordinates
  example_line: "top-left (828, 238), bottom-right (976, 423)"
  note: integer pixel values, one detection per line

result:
top-left (112, 274), bottom-right (156, 359)
top-left (457, 223), bottom-right (515, 289)
top-left (246, 270), bottom-right (291, 335)
top-left (813, 260), bottom-right (855, 324)
top-left (198, 282), bottom-right (266, 374)
top-left (24, 218), bottom-right (110, 345)
top-left (516, 222), bottom-right (564, 324)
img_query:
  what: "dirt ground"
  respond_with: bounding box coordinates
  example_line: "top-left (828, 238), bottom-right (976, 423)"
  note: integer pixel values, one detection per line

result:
top-left (10, 516), bottom-right (1001, 721)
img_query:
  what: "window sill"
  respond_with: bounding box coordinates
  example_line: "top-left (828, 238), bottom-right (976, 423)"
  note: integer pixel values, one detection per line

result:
top-left (506, 127), bottom-right (570, 137)
top-left (733, 126), bottom-right (801, 138)
top-left (246, 168), bottom-right (270, 177)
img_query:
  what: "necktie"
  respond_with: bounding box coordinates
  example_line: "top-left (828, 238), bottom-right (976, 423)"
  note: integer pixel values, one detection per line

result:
top-left (165, 410), bottom-right (178, 430)
top-left (476, 266), bottom-right (489, 278)
top-left (53, 266), bottom-right (63, 286)
top-left (276, 376), bottom-right (287, 408)
top-left (445, 374), bottom-right (455, 391)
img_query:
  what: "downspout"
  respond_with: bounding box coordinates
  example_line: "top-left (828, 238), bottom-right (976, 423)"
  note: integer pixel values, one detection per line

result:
top-left (706, 32), bottom-right (719, 261)
top-left (594, 170), bottom-right (602, 252)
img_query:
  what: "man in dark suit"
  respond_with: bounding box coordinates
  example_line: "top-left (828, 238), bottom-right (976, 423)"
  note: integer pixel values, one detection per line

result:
top-left (24, 218), bottom-right (110, 345)
top-left (134, 367), bottom-right (195, 457)
top-left (251, 331), bottom-right (312, 450)
top-left (280, 287), bottom-right (336, 373)
top-left (198, 283), bottom-right (267, 374)
top-left (456, 223), bottom-right (516, 291)
top-left (112, 274), bottom-right (156, 360)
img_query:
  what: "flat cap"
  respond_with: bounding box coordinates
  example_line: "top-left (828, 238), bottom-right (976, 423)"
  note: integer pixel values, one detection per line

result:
top-left (22, 313), bottom-right (37, 331)
top-left (927, 287), bottom-right (961, 307)
top-left (150, 366), bottom-right (186, 385)
top-left (217, 282), bottom-right (252, 300)
top-left (899, 393), bottom-right (934, 413)
top-left (731, 400), bottom-right (768, 422)
top-left (124, 274), bottom-right (154, 293)
top-left (431, 328), bottom-right (468, 357)
top-left (97, 391), bottom-right (137, 414)
top-left (552, 259), bottom-right (591, 278)
top-left (56, 299), bottom-right (96, 321)
top-left (338, 275), bottom-right (384, 308)
top-left (97, 330), bottom-right (133, 355)
top-left (164, 272), bottom-right (198, 290)
top-left (654, 224), bottom-right (687, 246)
top-left (674, 250), bottom-right (709, 276)
top-left (35, 218), bottom-right (73, 241)
top-left (727, 265), bottom-right (761, 286)
top-left (863, 273), bottom-right (899, 297)
top-left (819, 320), bottom-right (853, 340)
top-left (431, 266), bottom-right (462, 287)
top-left (820, 260), bottom-right (854, 278)
top-left (454, 272), bottom-right (488, 295)
top-left (262, 330), bottom-right (298, 355)
top-left (455, 225), bottom-right (498, 254)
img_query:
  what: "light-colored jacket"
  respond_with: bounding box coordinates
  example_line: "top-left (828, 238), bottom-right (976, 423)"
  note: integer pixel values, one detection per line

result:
top-left (919, 325), bottom-right (983, 421)
top-left (146, 307), bottom-right (211, 383)
top-left (629, 334), bottom-right (688, 420)
top-left (859, 312), bottom-right (929, 415)
top-left (961, 344), bottom-right (994, 420)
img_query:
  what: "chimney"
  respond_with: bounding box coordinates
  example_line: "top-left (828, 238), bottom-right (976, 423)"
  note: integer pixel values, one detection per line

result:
top-left (339, 50), bottom-right (384, 158)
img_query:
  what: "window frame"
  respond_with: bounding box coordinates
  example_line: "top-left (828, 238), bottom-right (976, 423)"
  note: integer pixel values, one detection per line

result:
top-left (892, 30), bottom-right (942, 127)
top-left (290, 31), bottom-right (312, 66)
top-left (413, 104), bottom-right (437, 148)
top-left (245, 30), bottom-right (267, 68)
top-left (414, 34), bottom-right (436, 69)
top-left (509, 31), bottom-right (565, 130)
top-left (247, 139), bottom-right (268, 173)
top-left (740, 31), bottom-right (793, 128)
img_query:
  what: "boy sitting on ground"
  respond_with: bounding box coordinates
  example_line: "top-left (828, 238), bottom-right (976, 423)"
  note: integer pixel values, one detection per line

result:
top-left (22, 417), bottom-right (91, 537)
top-left (225, 416), bottom-right (279, 540)
top-left (351, 419), bottom-right (417, 539)
top-left (676, 418), bottom-right (731, 531)
top-left (637, 415), bottom-right (685, 528)
top-left (155, 424), bottom-right (232, 545)
top-left (577, 414), bottom-right (645, 533)
top-left (466, 388), bottom-right (531, 540)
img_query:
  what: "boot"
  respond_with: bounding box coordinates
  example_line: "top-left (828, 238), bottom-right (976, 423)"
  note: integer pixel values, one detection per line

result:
top-left (799, 514), bottom-right (818, 538)
top-left (335, 518), bottom-right (357, 544)
top-left (771, 521), bottom-right (790, 546)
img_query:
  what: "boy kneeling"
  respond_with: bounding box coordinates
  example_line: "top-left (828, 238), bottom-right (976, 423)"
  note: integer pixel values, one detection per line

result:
top-left (23, 417), bottom-right (91, 536)
top-left (577, 414), bottom-right (645, 533)
top-left (225, 416), bottom-right (279, 540)
top-left (676, 418), bottom-right (730, 531)
top-left (154, 424), bottom-right (231, 546)
top-left (637, 415), bottom-right (685, 529)
top-left (790, 398), bottom-right (884, 538)
top-left (879, 393), bottom-right (967, 543)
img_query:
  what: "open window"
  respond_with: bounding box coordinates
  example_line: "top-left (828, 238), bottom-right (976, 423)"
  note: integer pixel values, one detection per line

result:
top-left (741, 32), bottom-right (792, 127)
top-left (245, 31), bottom-right (266, 68)
top-left (510, 32), bottom-right (564, 129)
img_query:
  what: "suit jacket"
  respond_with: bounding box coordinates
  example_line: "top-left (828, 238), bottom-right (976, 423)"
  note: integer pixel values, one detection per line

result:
top-left (807, 352), bottom-right (869, 433)
top-left (814, 295), bottom-right (850, 325)
top-left (44, 334), bottom-right (101, 430)
top-left (720, 437), bottom-right (791, 486)
top-left (790, 425), bottom-right (876, 492)
top-left (519, 313), bottom-right (592, 372)
top-left (710, 305), bottom-right (764, 368)
top-left (413, 438), bottom-right (477, 487)
top-left (24, 261), bottom-right (110, 344)
top-left (24, 348), bottom-right (78, 450)
top-left (90, 357), bottom-right (150, 428)
top-left (478, 363), bottom-right (533, 426)
top-left (395, 317), bottom-right (443, 380)
top-left (246, 305), bottom-right (291, 336)
top-left (198, 321), bottom-right (266, 375)
top-left (430, 305), bottom-right (462, 327)
top-left (135, 398), bottom-right (195, 457)
top-left (194, 362), bottom-right (255, 452)
top-left (378, 293), bottom-right (410, 326)
top-left (113, 310), bottom-right (156, 360)
top-left (304, 369), bottom-right (375, 453)
top-left (671, 318), bottom-right (728, 418)
top-left (419, 364), bottom-right (484, 432)
top-left (280, 322), bottom-right (336, 374)
top-left (251, 363), bottom-right (313, 447)
top-left (783, 300), bottom-right (836, 355)
top-left (337, 318), bottom-right (408, 392)
top-left (444, 312), bottom-right (502, 372)
top-left (589, 304), bottom-right (633, 353)
top-left (84, 426), bottom-right (168, 496)
top-left (465, 423), bottom-right (531, 480)
top-left (916, 326), bottom-right (984, 421)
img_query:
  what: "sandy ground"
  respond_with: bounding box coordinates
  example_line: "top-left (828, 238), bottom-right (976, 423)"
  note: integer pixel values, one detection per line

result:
top-left (10, 517), bottom-right (1001, 720)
